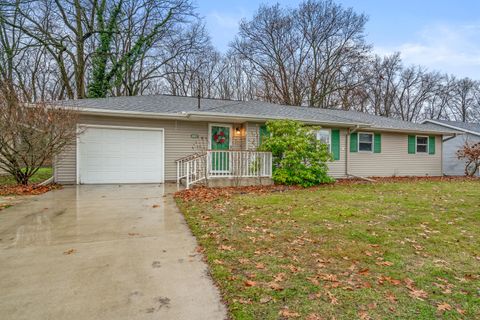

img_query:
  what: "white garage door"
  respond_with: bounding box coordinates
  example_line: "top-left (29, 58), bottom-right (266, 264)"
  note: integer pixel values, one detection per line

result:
top-left (78, 126), bottom-right (164, 184)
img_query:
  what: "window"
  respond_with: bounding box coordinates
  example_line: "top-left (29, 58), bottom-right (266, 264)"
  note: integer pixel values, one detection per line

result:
top-left (358, 132), bottom-right (373, 152)
top-left (316, 129), bottom-right (331, 151)
top-left (416, 136), bottom-right (428, 153)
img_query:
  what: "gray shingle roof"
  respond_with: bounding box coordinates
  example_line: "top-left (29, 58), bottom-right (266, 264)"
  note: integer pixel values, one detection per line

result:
top-left (423, 119), bottom-right (480, 135)
top-left (58, 95), bottom-right (457, 134)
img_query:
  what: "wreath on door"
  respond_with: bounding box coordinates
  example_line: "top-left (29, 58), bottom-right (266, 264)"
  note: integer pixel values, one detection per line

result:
top-left (213, 130), bottom-right (226, 144)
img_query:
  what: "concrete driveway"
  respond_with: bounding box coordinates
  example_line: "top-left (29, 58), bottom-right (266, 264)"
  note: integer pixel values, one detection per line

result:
top-left (0, 184), bottom-right (226, 320)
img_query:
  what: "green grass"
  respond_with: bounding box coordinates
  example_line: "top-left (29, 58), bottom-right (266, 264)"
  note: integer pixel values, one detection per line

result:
top-left (0, 167), bottom-right (53, 185)
top-left (177, 180), bottom-right (480, 319)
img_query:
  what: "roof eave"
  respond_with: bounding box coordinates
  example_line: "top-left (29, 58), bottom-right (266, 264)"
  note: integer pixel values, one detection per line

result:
top-left (185, 111), bottom-right (369, 127)
top-left (370, 126), bottom-right (460, 135)
top-left (422, 119), bottom-right (480, 136)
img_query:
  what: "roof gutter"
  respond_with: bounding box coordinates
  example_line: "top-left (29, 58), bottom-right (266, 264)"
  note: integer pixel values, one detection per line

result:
top-left (185, 110), bottom-right (367, 127)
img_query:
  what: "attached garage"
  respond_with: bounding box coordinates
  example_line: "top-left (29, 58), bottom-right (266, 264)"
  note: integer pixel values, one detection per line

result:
top-left (77, 125), bottom-right (164, 184)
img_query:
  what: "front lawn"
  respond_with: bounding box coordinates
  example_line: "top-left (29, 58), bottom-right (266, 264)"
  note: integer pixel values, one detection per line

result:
top-left (177, 180), bottom-right (480, 319)
top-left (0, 167), bottom-right (52, 186)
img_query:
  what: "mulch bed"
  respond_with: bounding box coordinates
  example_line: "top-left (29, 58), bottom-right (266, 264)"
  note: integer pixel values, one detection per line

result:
top-left (0, 184), bottom-right (61, 196)
top-left (175, 176), bottom-right (479, 203)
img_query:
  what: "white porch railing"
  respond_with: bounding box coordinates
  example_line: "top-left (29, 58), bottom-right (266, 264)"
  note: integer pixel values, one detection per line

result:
top-left (176, 150), bottom-right (273, 189)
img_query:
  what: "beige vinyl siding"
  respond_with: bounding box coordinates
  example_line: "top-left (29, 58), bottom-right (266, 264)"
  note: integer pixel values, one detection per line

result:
top-left (55, 115), bottom-right (250, 184)
top-left (54, 143), bottom-right (76, 183)
top-left (246, 122), bottom-right (262, 150)
top-left (349, 132), bottom-right (442, 177)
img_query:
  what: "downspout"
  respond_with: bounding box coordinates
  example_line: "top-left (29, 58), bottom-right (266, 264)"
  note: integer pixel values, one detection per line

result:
top-left (345, 125), bottom-right (360, 177)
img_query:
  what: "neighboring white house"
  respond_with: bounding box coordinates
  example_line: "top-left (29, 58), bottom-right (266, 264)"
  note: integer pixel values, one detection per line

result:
top-left (423, 119), bottom-right (480, 176)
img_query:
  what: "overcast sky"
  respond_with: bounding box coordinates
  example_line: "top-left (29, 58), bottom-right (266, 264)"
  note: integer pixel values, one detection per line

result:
top-left (195, 0), bottom-right (480, 79)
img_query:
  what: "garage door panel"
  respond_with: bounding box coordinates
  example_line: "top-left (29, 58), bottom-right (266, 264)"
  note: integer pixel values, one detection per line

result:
top-left (79, 127), bottom-right (164, 184)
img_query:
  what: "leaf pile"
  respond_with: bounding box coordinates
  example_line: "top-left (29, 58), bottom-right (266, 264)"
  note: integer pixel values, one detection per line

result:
top-left (174, 185), bottom-right (301, 203)
top-left (0, 184), bottom-right (61, 196)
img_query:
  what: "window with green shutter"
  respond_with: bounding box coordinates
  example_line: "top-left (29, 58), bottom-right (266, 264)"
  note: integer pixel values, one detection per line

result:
top-left (331, 129), bottom-right (340, 160)
top-left (350, 132), bottom-right (358, 152)
top-left (259, 125), bottom-right (269, 145)
top-left (428, 136), bottom-right (436, 155)
top-left (374, 133), bottom-right (381, 153)
top-left (408, 135), bottom-right (416, 154)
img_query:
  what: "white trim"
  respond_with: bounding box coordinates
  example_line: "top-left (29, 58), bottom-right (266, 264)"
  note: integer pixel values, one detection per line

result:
top-left (208, 123), bottom-right (233, 174)
top-left (358, 132), bottom-right (374, 153)
top-left (422, 119), bottom-right (476, 136)
top-left (315, 128), bottom-right (332, 152)
top-left (76, 124), bottom-right (165, 184)
top-left (415, 135), bottom-right (429, 154)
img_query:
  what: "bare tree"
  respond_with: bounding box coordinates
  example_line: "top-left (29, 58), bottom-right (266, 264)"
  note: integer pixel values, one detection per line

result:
top-left (0, 83), bottom-right (79, 184)
top-left (450, 78), bottom-right (480, 122)
top-left (232, 0), bottom-right (369, 107)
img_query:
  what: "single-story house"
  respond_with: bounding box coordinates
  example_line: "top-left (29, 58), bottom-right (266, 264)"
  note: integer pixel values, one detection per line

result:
top-left (54, 95), bottom-right (458, 186)
top-left (422, 119), bottom-right (480, 176)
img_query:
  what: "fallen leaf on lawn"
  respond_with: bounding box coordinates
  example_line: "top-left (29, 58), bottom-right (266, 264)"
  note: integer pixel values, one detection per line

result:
top-left (234, 298), bottom-right (252, 304)
top-left (385, 292), bottom-right (397, 304)
top-left (63, 248), bottom-right (76, 255)
top-left (409, 288), bottom-right (428, 300)
top-left (213, 259), bottom-right (224, 265)
top-left (195, 246), bottom-right (205, 253)
top-left (306, 314), bottom-right (323, 320)
top-left (364, 251), bottom-right (373, 256)
top-left (456, 308), bottom-right (466, 315)
top-left (238, 258), bottom-right (250, 264)
top-left (268, 282), bottom-right (284, 291)
top-left (287, 264), bottom-right (301, 273)
top-left (255, 262), bottom-right (265, 269)
top-left (279, 309), bottom-right (300, 318)
top-left (358, 268), bottom-right (370, 276)
top-left (219, 245), bottom-right (233, 251)
top-left (358, 310), bottom-right (370, 320)
top-left (376, 261), bottom-right (394, 267)
top-left (326, 291), bottom-right (339, 305)
top-left (308, 277), bottom-right (320, 286)
top-left (437, 302), bottom-right (452, 312)
top-left (259, 296), bottom-right (272, 304)
top-left (319, 273), bottom-right (338, 282)
top-left (244, 280), bottom-right (256, 287)
top-left (274, 272), bottom-right (287, 282)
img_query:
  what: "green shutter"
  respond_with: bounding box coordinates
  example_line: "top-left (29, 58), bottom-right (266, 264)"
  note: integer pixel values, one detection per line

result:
top-left (350, 132), bottom-right (358, 152)
top-left (259, 125), bottom-right (269, 144)
top-left (408, 135), bottom-right (416, 154)
top-left (374, 133), bottom-right (381, 153)
top-left (429, 136), bottom-right (436, 155)
top-left (331, 129), bottom-right (340, 160)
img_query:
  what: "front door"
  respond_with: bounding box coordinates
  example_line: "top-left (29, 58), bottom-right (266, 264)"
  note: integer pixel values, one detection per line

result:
top-left (210, 125), bottom-right (230, 172)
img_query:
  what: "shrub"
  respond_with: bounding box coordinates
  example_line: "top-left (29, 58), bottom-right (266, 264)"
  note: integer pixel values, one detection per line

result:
top-left (259, 119), bottom-right (334, 187)
top-left (456, 141), bottom-right (480, 176)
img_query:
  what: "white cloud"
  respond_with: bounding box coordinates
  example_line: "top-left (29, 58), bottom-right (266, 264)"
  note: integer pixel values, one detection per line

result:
top-left (375, 23), bottom-right (480, 79)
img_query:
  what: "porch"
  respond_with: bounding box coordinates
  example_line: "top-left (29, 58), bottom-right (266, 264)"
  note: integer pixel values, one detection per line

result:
top-left (176, 150), bottom-right (273, 188)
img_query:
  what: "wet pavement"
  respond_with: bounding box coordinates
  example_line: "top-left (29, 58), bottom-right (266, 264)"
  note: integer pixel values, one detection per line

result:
top-left (0, 184), bottom-right (227, 320)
